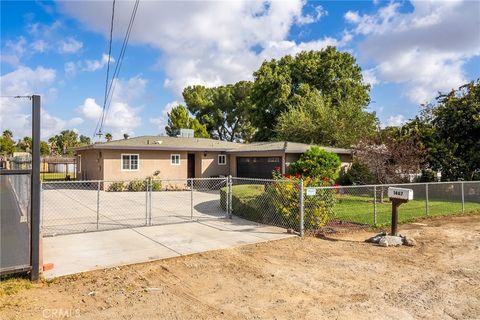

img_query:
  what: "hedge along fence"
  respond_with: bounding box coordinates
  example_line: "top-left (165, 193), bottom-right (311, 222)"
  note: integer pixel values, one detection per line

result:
top-left (220, 183), bottom-right (336, 231)
top-left (106, 178), bottom-right (162, 192)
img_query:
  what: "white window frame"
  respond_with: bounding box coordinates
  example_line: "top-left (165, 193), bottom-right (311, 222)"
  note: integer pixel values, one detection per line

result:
top-left (121, 153), bottom-right (140, 171)
top-left (171, 154), bottom-right (181, 166)
top-left (218, 154), bottom-right (227, 165)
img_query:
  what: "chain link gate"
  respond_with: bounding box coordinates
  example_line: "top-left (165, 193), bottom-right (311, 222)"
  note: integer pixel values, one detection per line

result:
top-left (41, 177), bottom-right (229, 236)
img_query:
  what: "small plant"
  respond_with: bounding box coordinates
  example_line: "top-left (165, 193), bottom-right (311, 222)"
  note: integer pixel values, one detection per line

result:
top-left (0, 277), bottom-right (33, 296)
top-left (145, 177), bottom-right (162, 191)
top-left (107, 181), bottom-right (125, 192)
top-left (288, 146), bottom-right (341, 181)
top-left (126, 180), bottom-right (146, 192)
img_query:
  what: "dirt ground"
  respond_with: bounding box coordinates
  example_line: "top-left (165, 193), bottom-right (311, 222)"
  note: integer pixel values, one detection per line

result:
top-left (1, 215), bottom-right (479, 320)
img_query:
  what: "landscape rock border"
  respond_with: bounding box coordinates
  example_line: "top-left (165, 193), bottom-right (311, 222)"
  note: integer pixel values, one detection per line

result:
top-left (365, 232), bottom-right (416, 247)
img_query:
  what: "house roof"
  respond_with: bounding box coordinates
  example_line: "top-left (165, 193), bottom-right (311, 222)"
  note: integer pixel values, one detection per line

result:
top-left (73, 136), bottom-right (352, 155)
top-left (229, 141), bottom-right (352, 155)
top-left (72, 136), bottom-right (242, 152)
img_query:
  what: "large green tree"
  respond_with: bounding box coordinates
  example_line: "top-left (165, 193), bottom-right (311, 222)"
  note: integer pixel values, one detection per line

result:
top-left (48, 130), bottom-right (80, 155)
top-left (251, 47), bottom-right (375, 142)
top-left (165, 105), bottom-right (210, 138)
top-left (183, 81), bottom-right (255, 142)
top-left (0, 130), bottom-right (15, 155)
top-left (274, 84), bottom-right (377, 147)
top-left (405, 80), bottom-right (480, 181)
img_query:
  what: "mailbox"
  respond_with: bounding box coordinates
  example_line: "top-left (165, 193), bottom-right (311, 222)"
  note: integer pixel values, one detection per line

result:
top-left (388, 187), bottom-right (414, 236)
top-left (387, 187), bottom-right (413, 201)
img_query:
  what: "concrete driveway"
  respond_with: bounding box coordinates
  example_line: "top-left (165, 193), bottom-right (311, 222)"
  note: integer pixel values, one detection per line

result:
top-left (41, 184), bottom-right (293, 278)
top-left (42, 216), bottom-right (292, 278)
top-left (41, 187), bottom-right (227, 236)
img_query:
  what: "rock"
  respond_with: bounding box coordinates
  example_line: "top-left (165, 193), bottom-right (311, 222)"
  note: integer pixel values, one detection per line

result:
top-left (365, 232), bottom-right (387, 243)
top-left (403, 236), bottom-right (417, 246)
top-left (378, 235), bottom-right (403, 247)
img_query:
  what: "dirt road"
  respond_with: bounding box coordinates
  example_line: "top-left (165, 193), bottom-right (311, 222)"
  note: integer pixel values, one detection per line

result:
top-left (1, 215), bottom-right (479, 319)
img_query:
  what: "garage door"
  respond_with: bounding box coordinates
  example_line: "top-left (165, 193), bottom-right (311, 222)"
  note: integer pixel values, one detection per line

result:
top-left (237, 157), bottom-right (282, 179)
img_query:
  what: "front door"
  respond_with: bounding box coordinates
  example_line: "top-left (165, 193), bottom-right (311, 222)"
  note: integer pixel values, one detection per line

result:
top-left (187, 153), bottom-right (195, 178)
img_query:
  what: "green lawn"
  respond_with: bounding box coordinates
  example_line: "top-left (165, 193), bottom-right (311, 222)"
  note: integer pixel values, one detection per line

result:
top-left (41, 172), bottom-right (76, 181)
top-left (334, 194), bottom-right (480, 226)
top-left (227, 184), bottom-right (480, 227)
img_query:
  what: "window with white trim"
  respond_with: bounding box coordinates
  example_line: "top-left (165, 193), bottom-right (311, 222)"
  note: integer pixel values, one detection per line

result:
top-left (218, 154), bottom-right (226, 165)
top-left (121, 154), bottom-right (139, 171)
top-left (171, 154), bottom-right (181, 165)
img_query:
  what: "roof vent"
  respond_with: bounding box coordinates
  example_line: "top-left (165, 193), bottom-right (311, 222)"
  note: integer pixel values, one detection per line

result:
top-left (177, 128), bottom-right (194, 138)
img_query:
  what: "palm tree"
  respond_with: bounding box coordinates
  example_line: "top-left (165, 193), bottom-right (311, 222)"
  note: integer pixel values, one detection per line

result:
top-left (105, 133), bottom-right (113, 142)
top-left (2, 130), bottom-right (13, 140)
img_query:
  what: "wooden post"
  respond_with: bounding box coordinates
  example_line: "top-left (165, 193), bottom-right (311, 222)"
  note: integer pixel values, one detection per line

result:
top-left (391, 199), bottom-right (399, 236)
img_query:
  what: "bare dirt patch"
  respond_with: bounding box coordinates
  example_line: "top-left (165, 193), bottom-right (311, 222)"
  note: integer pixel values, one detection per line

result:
top-left (1, 215), bottom-right (479, 319)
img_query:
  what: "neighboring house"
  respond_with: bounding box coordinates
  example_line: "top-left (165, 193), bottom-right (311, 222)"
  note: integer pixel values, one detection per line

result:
top-left (72, 136), bottom-right (352, 181)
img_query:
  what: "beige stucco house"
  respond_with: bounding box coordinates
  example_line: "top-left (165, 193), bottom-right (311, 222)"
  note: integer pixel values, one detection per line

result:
top-left (73, 136), bottom-right (352, 181)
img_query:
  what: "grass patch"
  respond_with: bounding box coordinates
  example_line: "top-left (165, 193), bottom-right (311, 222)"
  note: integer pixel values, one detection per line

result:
top-left (225, 184), bottom-right (480, 227)
top-left (0, 277), bottom-right (33, 297)
top-left (41, 172), bottom-right (76, 181)
top-left (334, 194), bottom-right (480, 226)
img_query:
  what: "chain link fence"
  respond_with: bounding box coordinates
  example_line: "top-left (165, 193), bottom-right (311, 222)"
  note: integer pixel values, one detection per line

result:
top-left (41, 177), bottom-right (228, 236)
top-left (305, 181), bottom-right (480, 234)
top-left (41, 178), bottom-right (480, 237)
top-left (229, 177), bottom-right (302, 233)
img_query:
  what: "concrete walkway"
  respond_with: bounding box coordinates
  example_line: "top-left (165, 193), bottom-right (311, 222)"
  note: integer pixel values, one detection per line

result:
top-left (42, 216), bottom-right (293, 278)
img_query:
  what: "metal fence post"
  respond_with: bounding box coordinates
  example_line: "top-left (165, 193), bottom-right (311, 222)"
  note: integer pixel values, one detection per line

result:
top-left (461, 181), bottom-right (465, 213)
top-left (96, 181), bottom-right (100, 230)
top-left (225, 176), bottom-right (229, 218)
top-left (30, 95), bottom-right (41, 281)
top-left (425, 183), bottom-right (429, 216)
top-left (299, 179), bottom-right (304, 237)
top-left (145, 179), bottom-right (149, 226)
top-left (373, 185), bottom-right (377, 226)
top-left (190, 178), bottom-right (194, 220)
top-left (228, 175), bottom-right (233, 219)
top-left (149, 180), bottom-right (152, 226)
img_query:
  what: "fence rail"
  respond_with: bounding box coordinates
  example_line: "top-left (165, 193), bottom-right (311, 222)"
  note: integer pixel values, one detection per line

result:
top-left (41, 178), bottom-right (480, 236)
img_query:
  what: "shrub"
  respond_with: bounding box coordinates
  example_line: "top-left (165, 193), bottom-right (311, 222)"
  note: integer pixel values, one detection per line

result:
top-left (222, 180), bottom-right (336, 230)
top-left (107, 181), bottom-right (125, 192)
top-left (126, 180), bottom-right (146, 192)
top-left (220, 184), bottom-right (266, 221)
top-left (266, 176), bottom-right (336, 229)
top-left (289, 146), bottom-right (341, 181)
top-left (150, 179), bottom-right (162, 191)
top-left (339, 160), bottom-right (374, 185)
top-left (145, 177), bottom-right (162, 191)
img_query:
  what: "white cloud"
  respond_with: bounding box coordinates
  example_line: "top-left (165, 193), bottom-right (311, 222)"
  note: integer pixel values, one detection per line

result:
top-left (0, 66), bottom-right (80, 139)
top-left (347, 1), bottom-right (480, 104)
top-left (362, 68), bottom-right (379, 87)
top-left (150, 100), bottom-right (180, 134)
top-left (83, 54), bottom-right (114, 72)
top-left (58, 37), bottom-right (83, 54)
top-left (0, 37), bottom-right (27, 66)
top-left (296, 5), bottom-right (328, 25)
top-left (59, 1), bottom-right (347, 97)
top-left (31, 39), bottom-right (49, 53)
top-left (77, 76), bottom-right (146, 137)
top-left (385, 114), bottom-right (407, 127)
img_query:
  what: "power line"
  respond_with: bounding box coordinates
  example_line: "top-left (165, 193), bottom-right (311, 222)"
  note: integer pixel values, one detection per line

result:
top-left (93, 0), bottom-right (116, 139)
top-left (98, 0), bottom-right (140, 136)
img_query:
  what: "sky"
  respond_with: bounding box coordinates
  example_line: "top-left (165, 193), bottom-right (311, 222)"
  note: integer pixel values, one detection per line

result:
top-left (1, 0), bottom-right (479, 141)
